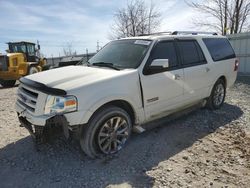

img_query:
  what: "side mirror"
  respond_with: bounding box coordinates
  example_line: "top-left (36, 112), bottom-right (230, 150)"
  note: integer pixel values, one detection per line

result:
top-left (144, 59), bottom-right (169, 75)
top-left (150, 59), bottom-right (169, 68)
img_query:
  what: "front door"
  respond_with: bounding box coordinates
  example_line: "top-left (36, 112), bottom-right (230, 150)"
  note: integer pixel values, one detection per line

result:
top-left (140, 40), bottom-right (184, 121)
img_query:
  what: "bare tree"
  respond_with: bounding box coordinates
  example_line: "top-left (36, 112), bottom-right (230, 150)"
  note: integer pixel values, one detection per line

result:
top-left (186, 0), bottom-right (250, 35)
top-left (63, 42), bottom-right (77, 56)
top-left (110, 0), bottom-right (161, 39)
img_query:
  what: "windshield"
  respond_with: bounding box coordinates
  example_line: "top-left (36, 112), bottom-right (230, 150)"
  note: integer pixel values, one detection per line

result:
top-left (8, 43), bottom-right (36, 56)
top-left (9, 43), bottom-right (27, 53)
top-left (88, 39), bottom-right (152, 69)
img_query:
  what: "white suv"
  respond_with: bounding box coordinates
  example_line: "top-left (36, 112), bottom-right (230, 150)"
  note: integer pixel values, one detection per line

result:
top-left (16, 31), bottom-right (238, 158)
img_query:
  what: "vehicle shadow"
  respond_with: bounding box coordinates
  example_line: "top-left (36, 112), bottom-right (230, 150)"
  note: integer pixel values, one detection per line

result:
top-left (0, 84), bottom-right (19, 90)
top-left (0, 103), bottom-right (243, 188)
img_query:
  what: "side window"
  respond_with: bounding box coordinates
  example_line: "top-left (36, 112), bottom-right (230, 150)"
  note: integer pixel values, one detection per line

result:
top-left (27, 44), bottom-right (35, 56)
top-left (203, 38), bottom-right (236, 61)
top-left (178, 40), bottom-right (206, 67)
top-left (150, 41), bottom-right (178, 68)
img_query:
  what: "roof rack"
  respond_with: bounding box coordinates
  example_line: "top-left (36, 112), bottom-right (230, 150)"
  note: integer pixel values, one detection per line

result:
top-left (139, 32), bottom-right (172, 36)
top-left (172, 31), bottom-right (218, 35)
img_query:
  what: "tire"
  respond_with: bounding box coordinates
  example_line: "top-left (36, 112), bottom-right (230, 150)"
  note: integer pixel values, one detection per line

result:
top-left (80, 106), bottom-right (132, 158)
top-left (207, 79), bottom-right (226, 110)
top-left (0, 80), bottom-right (16, 87)
top-left (28, 66), bottom-right (39, 75)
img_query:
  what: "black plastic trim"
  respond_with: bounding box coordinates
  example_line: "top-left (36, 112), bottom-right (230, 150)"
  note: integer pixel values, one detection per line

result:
top-left (138, 74), bottom-right (144, 108)
top-left (20, 77), bottom-right (67, 96)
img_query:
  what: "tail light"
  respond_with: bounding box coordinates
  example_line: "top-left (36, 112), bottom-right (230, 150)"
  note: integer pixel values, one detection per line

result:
top-left (234, 59), bottom-right (239, 71)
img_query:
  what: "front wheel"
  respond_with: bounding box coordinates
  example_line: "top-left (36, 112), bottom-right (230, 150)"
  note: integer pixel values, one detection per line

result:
top-left (80, 106), bottom-right (132, 158)
top-left (0, 80), bottom-right (16, 87)
top-left (207, 79), bottom-right (226, 110)
top-left (28, 66), bottom-right (39, 75)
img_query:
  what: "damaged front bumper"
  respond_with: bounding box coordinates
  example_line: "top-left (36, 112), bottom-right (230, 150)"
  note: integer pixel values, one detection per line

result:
top-left (15, 100), bottom-right (88, 142)
top-left (17, 113), bottom-right (80, 143)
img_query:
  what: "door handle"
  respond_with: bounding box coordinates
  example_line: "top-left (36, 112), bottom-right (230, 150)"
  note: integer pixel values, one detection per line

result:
top-left (173, 74), bottom-right (181, 80)
top-left (205, 67), bottom-right (210, 72)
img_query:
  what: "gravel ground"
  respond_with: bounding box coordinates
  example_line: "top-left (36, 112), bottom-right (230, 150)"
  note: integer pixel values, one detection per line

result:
top-left (0, 76), bottom-right (250, 188)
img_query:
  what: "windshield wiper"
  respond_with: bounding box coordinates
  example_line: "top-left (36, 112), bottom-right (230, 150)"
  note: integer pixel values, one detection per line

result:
top-left (92, 62), bottom-right (120, 70)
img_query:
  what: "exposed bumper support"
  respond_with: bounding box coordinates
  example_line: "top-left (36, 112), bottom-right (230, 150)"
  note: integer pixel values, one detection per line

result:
top-left (18, 114), bottom-right (77, 142)
top-left (19, 116), bottom-right (36, 139)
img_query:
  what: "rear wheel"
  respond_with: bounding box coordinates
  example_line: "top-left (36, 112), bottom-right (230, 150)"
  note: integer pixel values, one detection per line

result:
top-left (80, 106), bottom-right (132, 158)
top-left (29, 66), bottom-right (39, 75)
top-left (0, 80), bottom-right (16, 87)
top-left (207, 79), bottom-right (226, 110)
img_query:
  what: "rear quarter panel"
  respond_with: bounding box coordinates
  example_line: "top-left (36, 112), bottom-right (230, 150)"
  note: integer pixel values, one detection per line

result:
top-left (197, 37), bottom-right (237, 97)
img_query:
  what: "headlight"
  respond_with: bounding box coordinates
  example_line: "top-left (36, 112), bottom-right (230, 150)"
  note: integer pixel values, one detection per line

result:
top-left (44, 95), bottom-right (77, 115)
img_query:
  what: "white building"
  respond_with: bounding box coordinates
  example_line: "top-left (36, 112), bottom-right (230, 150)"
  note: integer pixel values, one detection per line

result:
top-left (228, 32), bottom-right (250, 74)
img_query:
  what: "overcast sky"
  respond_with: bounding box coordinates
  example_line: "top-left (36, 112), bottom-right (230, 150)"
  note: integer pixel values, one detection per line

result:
top-left (0, 0), bottom-right (198, 57)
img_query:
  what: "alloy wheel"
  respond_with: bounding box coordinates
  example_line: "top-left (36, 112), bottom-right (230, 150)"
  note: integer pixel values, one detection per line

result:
top-left (213, 83), bottom-right (225, 106)
top-left (97, 116), bottom-right (129, 154)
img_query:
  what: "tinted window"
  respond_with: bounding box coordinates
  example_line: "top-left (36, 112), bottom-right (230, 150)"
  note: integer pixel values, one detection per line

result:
top-left (9, 44), bottom-right (27, 53)
top-left (150, 41), bottom-right (178, 68)
top-left (203, 38), bottom-right (236, 61)
top-left (178, 41), bottom-right (205, 66)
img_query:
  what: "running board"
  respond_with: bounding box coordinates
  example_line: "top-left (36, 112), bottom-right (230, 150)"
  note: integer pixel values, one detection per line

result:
top-left (138, 100), bottom-right (206, 131)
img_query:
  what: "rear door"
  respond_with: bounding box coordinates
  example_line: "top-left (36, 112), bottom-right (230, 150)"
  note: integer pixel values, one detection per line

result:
top-left (140, 40), bottom-right (184, 121)
top-left (176, 39), bottom-right (210, 103)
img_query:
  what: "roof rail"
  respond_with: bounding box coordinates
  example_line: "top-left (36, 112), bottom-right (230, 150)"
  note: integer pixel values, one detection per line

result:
top-left (139, 32), bottom-right (172, 36)
top-left (172, 31), bottom-right (218, 36)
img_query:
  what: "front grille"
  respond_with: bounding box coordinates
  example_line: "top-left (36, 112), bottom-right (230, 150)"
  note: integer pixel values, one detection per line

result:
top-left (0, 56), bottom-right (9, 71)
top-left (17, 84), bottom-right (39, 113)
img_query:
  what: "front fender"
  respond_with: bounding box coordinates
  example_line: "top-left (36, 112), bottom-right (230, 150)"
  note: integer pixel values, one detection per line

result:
top-left (78, 95), bottom-right (145, 125)
top-left (79, 95), bottom-right (136, 123)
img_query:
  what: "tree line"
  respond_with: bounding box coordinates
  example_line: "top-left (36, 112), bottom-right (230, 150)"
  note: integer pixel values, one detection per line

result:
top-left (110, 0), bottom-right (250, 38)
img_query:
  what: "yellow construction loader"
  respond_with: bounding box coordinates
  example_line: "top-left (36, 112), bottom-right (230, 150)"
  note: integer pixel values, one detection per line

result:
top-left (0, 41), bottom-right (46, 87)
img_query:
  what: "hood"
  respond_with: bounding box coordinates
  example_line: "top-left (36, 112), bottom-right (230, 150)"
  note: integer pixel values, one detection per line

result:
top-left (25, 66), bottom-right (138, 91)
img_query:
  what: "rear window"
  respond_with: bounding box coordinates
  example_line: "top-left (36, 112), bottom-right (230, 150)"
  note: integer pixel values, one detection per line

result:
top-left (203, 38), bottom-right (236, 61)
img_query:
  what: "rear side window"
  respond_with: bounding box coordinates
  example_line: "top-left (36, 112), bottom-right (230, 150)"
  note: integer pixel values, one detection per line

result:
top-left (150, 41), bottom-right (178, 68)
top-left (203, 38), bottom-right (236, 61)
top-left (177, 40), bottom-right (206, 67)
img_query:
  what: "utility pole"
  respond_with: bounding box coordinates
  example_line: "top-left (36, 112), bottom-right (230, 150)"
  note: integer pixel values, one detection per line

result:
top-left (96, 41), bottom-right (100, 52)
top-left (86, 48), bottom-right (89, 61)
top-left (51, 54), bottom-right (54, 67)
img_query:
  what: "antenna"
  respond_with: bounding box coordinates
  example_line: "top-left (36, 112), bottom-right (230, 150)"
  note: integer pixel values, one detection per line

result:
top-left (36, 40), bottom-right (41, 58)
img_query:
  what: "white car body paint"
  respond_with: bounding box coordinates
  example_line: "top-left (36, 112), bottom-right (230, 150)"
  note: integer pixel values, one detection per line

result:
top-left (15, 34), bottom-right (237, 128)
